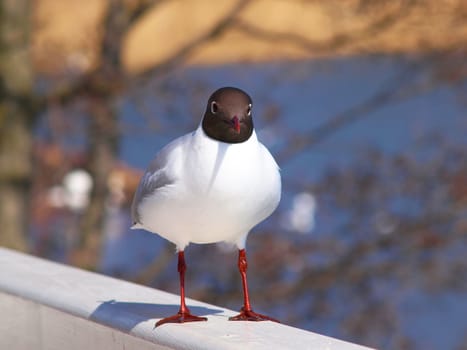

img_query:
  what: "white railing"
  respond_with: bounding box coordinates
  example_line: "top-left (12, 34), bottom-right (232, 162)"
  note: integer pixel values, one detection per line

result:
top-left (0, 247), bottom-right (373, 350)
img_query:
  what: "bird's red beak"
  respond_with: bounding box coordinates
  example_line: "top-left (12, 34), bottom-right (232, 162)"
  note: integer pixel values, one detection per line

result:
top-left (232, 116), bottom-right (240, 133)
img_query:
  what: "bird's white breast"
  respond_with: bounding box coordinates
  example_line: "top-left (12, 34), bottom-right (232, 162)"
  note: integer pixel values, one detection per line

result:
top-left (137, 128), bottom-right (281, 250)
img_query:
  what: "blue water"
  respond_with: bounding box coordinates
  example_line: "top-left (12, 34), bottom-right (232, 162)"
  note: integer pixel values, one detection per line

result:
top-left (105, 56), bottom-right (466, 349)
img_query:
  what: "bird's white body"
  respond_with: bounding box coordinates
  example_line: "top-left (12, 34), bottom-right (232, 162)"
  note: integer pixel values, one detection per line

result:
top-left (132, 127), bottom-right (281, 250)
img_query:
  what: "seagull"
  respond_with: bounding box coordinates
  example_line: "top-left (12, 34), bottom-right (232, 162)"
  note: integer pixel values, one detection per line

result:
top-left (131, 87), bottom-right (281, 327)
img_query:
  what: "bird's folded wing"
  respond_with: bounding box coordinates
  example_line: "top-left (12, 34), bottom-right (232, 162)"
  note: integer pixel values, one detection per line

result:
top-left (131, 154), bottom-right (176, 227)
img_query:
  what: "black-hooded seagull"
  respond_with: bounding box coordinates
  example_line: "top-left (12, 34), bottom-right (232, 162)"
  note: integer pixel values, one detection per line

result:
top-left (131, 87), bottom-right (281, 326)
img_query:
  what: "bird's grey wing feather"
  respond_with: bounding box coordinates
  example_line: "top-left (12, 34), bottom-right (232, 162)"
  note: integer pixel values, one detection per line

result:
top-left (131, 154), bottom-right (176, 226)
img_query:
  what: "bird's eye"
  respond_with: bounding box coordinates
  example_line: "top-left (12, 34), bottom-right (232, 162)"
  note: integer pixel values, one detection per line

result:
top-left (247, 103), bottom-right (252, 117)
top-left (211, 101), bottom-right (218, 114)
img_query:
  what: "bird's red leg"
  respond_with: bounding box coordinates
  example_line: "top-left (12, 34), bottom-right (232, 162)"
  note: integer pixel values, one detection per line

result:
top-left (229, 249), bottom-right (279, 322)
top-left (155, 251), bottom-right (207, 327)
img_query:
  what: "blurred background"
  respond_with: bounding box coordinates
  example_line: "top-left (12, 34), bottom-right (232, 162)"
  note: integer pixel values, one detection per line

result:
top-left (1, 0), bottom-right (466, 349)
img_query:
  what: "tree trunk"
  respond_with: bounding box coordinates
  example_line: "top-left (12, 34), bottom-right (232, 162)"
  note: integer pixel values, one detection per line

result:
top-left (75, 99), bottom-right (119, 269)
top-left (70, 0), bottom-right (126, 269)
top-left (72, 0), bottom-right (134, 269)
top-left (0, 0), bottom-right (34, 251)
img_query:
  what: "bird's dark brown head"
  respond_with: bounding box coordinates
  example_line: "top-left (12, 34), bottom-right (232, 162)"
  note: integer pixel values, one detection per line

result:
top-left (202, 87), bottom-right (254, 144)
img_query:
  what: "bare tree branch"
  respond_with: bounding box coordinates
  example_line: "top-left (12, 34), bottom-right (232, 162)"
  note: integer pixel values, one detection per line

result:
top-left (38, 0), bottom-right (161, 106)
top-left (127, 0), bottom-right (162, 25)
top-left (276, 53), bottom-right (451, 163)
top-left (134, 0), bottom-right (251, 81)
top-left (234, 0), bottom-right (415, 55)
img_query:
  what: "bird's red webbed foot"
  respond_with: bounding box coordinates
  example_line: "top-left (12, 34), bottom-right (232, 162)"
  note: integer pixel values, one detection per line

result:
top-left (229, 307), bottom-right (280, 322)
top-left (155, 251), bottom-right (208, 327)
top-left (156, 311), bottom-right (207, 327)
top-left (229, 249), bottom-right (280, 323)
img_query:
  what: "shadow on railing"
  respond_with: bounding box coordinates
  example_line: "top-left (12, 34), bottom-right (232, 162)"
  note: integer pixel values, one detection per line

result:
top-left (90, 300), bottom-right (223, 331)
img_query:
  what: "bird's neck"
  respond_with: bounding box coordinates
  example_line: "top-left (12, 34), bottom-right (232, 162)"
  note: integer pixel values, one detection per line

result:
top-left (197, 125), bottom-right (258, 146)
